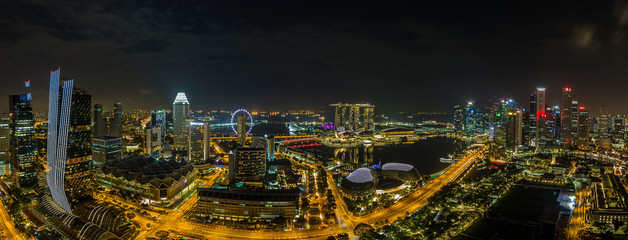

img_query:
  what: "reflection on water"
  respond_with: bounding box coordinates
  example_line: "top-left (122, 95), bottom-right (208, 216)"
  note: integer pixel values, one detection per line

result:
top-left (304, 136), bottom-right (466, 175)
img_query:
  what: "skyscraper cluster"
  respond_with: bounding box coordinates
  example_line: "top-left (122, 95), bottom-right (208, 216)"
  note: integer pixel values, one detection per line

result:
top-left (454, 87), bottom-right (626, 151)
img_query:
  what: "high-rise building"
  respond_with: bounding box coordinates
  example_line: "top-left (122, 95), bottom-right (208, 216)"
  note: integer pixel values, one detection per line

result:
top-left (173, 93), bottom-right (189, 150)
top-left (506, 110), bottom-right (523, 151)
top-left (109, 103), bottom-right (122, 138)
top-left (93, 103), bottom-right (107, 137)
top-left (453, 105), bottom-right (464, 133)
top-left (0, 114), bottom-right (10, 177)
top-left (237, 114), bottom-right (247, 146)
top-left (92, 136), bottom-right (122, 165)
top-left (228, 147), bottom-right (266, 182)
top-left (150, 109), bottom-right (166, 141)
top-left (188, 122), bottom-right (210, 162)
top-left (46, 69), bottom-right (92, 213)
top-left (570, 101), bottom-right (579, 148)
top-left (9, 93), bottom-right (38, 187)
top-left (528, 91), bottom-right (537, 146)
top-left (561, 87), bottom-right (572, 147)
top-left (577, 106), bottom-right (589, 149)
top-left (145, 127), bottom-right (163, 157)
top-left (535, 88), bottom-right (547, 149)
top-left (613, 115), bottom-right (626, 145)
top-left (600, 113), bottom-right (611, 149)
top-left (549, 106), bottom-right (561, 146)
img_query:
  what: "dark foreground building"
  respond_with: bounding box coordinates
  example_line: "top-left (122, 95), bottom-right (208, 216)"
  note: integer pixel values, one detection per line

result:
top-left (195, 188), bottom-right (300, 221)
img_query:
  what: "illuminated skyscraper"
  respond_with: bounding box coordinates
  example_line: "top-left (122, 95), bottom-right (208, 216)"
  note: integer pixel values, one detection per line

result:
top-left (528, 91), bottom-right (537, 146)
top-left (150, 109), bottom-right (166, 140)
top-left (570, 101), bottom-right (579, 147)
top-left (145, 127), bottom-right (163, 157)
top-left (0, 114), bottom-right (10, 177)
top-left (9, 93), bottom-right (38, 187)
top-left (600, 113), bottom-right (611, 149)
top-left (93, 103), bottom-right (107, 137)
top-left (109, 102), bottom-right (122, 138)
top-left (613, 115), bottom-right (626, 146)
top-left (561, 87), bottom-right (573, 147)
top-left (535, 88), bottom-right (546, 149)
top-left (505, 110), bottom-right (523, 151)
top-left (47, 69), bottom-right (92, 213)
top-left (577, 106), bottom-right (589, 149)
top-left (237, 114), bottom-right (247, 146)
top-left (173, 92), bottom-right (189, 150)
top-left (188, 122), bottom-right (210, 162)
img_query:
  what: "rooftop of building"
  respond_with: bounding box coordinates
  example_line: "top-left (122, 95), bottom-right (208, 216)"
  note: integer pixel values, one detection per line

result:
top-left (99, 156), bottom-right (195, 188)
top-left (198, 188), bottom-right (300, 202)
top-left (346, 168), bottom-right (375, 183)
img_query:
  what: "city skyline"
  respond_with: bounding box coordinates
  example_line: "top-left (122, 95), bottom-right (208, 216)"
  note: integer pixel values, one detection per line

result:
top-left (2, 1), bottom-right (628, 113)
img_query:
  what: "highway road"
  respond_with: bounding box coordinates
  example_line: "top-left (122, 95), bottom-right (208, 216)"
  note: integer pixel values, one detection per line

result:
top-left (0, 200), bottom-right (25, 240)
top-left (566, 188), bottom-right (588, 240)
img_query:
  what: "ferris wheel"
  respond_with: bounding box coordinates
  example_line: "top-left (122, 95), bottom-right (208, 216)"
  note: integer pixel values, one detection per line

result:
top-left (231, 109), bottom-right (254, 135)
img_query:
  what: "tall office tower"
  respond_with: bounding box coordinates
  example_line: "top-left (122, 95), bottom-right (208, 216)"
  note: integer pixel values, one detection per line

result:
top-left (535, 88), bottom-right (547, 149)
top-left (109, 103), bottom-right (122, 137)
top-left (600, 113), bottom-right (611, 149)
top-left (237, 114), bottom-right (247, 146)
top-left (570, 101), bottom-right (579, 147)
top-left (188, 122), bottom-right (210, 162)
top-left (47, 69), bottom-right (93, 213)
top-left (145, 127), bottom-right (163, 157)
top-left (577, 106), bottom-right (589, 149)
top-left (505, 110), bottom-right (523, 151)
top-left (0, 114), bottom-right (10, 177)
top-left (528, 92), bottom-right (537, 146)
top-left (91, 136), bottom-right (122, 165)
top-left (228, 147), bottom-right (266, 182)
top-left (551, 106), bottom-right (561, 146)
top-left (613, 115), bottom-right (626, 145)
top-left (173, 92), bottom-right (189, 150)
top-left (522, 108), bottom-right (531, 146)
top-left (150, 109), bottom-right (167, 140)
top-left (589, 116), bottom-right (599, 139)
top-left (561, 87), bottom-right (572, 147)
top-left (93, 103), bottom-right (107, 137)
top-left (9, 94), bottom-right (38, 187)
top-left (453, 105), bottom-right (464, 133)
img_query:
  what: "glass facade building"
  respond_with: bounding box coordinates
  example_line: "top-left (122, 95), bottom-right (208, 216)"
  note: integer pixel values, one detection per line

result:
top-left (173, 93), bottom-right (189, 150)
top-left (9, 94), bottom-right (38, 187)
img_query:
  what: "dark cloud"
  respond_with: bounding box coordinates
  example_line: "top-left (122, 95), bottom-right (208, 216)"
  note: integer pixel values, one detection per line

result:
top-left (1, 0), bottom-right (628, 114)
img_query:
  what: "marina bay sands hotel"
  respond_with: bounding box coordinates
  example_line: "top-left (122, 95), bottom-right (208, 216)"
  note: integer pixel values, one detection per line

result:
top-left (329, 102), bottom-right (375, 133)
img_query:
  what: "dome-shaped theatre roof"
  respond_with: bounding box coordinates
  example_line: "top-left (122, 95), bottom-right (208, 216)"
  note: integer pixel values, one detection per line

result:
top-left (346, 168), bottom-right (375, 183)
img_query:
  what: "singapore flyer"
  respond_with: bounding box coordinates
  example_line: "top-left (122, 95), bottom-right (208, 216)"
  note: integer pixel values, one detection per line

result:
top-left (231, 109), bottom-right (254, 135)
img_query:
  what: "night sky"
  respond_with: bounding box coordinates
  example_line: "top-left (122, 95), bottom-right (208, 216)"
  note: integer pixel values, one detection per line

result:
top-left (2, 1), bottom-right (628, 114)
